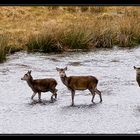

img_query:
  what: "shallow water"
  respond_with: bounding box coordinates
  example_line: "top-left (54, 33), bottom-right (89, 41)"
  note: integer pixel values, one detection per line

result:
top-left (0, 47), bottom-right (140, 134)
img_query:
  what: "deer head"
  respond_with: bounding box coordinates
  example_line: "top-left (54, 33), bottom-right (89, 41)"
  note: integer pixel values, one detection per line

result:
top-left (56, 67), bottom-right (67, 78)
top-left (134, 66), bottom-right (140, 74)
top-left (21, 70), bottom-right (32, 81)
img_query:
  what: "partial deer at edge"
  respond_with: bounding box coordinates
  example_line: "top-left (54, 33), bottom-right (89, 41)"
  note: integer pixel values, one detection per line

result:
top-left (134, 66), bottom-right (140, 87)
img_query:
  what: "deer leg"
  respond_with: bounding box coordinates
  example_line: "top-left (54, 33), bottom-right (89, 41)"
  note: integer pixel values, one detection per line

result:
top-left (52, 89), bottom-right (57, 100)
top-left (50, 90), bottom-right (55, 102)
top-left (54, 93), bottom-right (57, 99)
top-left (95, 89), bottom-right (102, 103)
top-left (89, 89), bottom-right (95, 103)
top-left (54, 89), bottom-right (58, 99)
top-left (38, 92), bottom-right (42, 102)
top-left (51, 94), bottom-right (54, 102)
top-left (31, 92), bottom-right (36, 100)
top-left (71, 90), bottom-right (75, 106)
top-left (92, 92), bottom-right (96, 103)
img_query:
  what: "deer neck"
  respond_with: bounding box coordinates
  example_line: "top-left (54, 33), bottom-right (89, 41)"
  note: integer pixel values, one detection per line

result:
top-left (136, 71), bottom-right (140, 76)
top-left (27, 78), bottom-right (34, 89)
top-left (61, 75), bottom-right (69, 87)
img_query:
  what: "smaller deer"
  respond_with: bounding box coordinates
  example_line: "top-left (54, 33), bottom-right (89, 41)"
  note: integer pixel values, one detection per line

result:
top-left (134, 66), bottom-right (140, 87)
top-left (21, 70), bottom-right (58, 102)
top-left (56, 67), bottom-right (102, 106)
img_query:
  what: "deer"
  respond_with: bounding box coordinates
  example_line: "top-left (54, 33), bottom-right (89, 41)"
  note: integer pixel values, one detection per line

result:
top-left (56, 67), bottom-right (102, 106)
top-left (134, 66), bottom-right (140, 87)
top-left (21, 70), bottom-right (58, 103)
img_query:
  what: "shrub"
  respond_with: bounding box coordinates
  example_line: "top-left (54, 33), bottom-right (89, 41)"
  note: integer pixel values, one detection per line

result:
top-left (0, 35), bottom-right (8, 63)
top-left (26, 33), bottom-right (63, 53)
top-left (62, 27), bottom-right (92, 50)
top-left (116, 16), bottom-right (140, 47)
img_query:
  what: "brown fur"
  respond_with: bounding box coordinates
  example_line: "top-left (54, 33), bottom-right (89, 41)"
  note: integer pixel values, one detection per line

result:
top-left (56, 67), bottom-right (102, 106)
top-left (134, 66), bottom-right (140, 87)
top-left (67, 76), bottom-right (98, 90)
top-left (31, 79), bottom-right (57, 93)
top-left (21, 71), bottom-right (57, 102)
top-left (136, 76), bottom-right (140, 87)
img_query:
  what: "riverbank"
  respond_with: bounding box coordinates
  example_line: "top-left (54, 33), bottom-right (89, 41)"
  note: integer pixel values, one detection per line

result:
top-left (0, 6), bottom-right (140, 62)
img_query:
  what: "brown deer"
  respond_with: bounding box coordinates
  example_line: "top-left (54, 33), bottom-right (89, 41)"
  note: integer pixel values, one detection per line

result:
top-left (134, 66), bottom-right (140, 87)
top-left (21, 70), bottom-right (58, 102)
top-left (56, 67), bottom-right (102, 106)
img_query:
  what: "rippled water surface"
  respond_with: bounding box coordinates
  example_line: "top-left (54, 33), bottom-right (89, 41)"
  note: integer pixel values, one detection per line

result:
top-left (0, 47), bottom-right (140, 134)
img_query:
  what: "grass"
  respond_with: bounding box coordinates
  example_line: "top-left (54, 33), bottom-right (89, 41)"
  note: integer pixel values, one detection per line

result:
top-left (26, 13), bottom-right (140, 51)
top-left (0, 35), bottom-right (8, 63)
top-left (0, 6), bottom-right (140, 62)
top-left (116, 16), bottom-right (140, 47)
top-left (26, 33), bottom-right (63, 53)
top-left (57, 26), bottom-right (92, 50)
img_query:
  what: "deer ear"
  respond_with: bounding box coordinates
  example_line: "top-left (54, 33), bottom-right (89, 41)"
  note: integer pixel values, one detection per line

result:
top-left (28, 70), bottom-right (32, 74)
top-left (56, 67), bottom-right (60, 71)
top-left (64, 66), bottom-right (67, 71)
top-left (134, 66), bottom-right (136, 69)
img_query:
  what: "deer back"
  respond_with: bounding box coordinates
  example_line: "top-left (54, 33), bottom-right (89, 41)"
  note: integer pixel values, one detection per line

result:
top-left (66, 76), bottom-right (98, 90)
top-left (32, 78), bottom-right (57, 92)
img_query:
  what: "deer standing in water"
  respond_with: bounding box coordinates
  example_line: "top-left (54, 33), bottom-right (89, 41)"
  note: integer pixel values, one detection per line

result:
top-left (134, 66), bottom-right (140, 87)
top-left (21, 70), bottom-right (58, 102)
top-left (56, 67), bottom-right (102, 106)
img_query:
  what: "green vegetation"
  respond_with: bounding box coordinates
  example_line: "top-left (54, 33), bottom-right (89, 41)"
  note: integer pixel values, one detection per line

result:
top-left (27, 33), bottom-right (63, 53)
top-left (0, 35), bottom-right (8, 62)
top-left (0, 6), bottom-right (140, 62)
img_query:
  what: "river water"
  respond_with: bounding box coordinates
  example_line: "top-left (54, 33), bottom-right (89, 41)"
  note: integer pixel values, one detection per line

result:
top-left (0, 47), bottom-right (140, 134)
